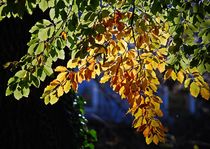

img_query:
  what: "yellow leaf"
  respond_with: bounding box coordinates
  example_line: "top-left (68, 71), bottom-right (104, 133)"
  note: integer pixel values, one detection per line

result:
top-left (57, 86), bottom-right (64, 97)
top-left (119, 86), bottom-right (125, 98)
top-left (158, 63), bottom-right (165, 73)
top-left (177, 70), bottom-right (184, 83)
top-left (44, 95), bottom-right (50, 105)
top-left (146, 135), bottom-right (153, 145)
top-left (145, 64), bottom-right (153, 70)
top-left (54, 66), bottom-right (67, 72)
top-left (164, 22), bottom-right (169, 31)
top-left (94, 63), bottom-right (101, 76)
top-left (67, 58), bottom-right (80, 68)
top-left (150, 83), bottom-right (157, 92)
top-left (190, 82), bottom-right (200, 97)
top-left (57, 72), bottom-right (68, 82)
top-left (153, 135), bottom-right (159, 145)
top-left (134, 117), bottom-right (143, 128)
top-left (171, 70), bottom-right (177, 81)
top-left (64, 80), bottom-right (71, 93)
top-left (100, 74), bottom-right (110, 83)
top-left (151, 120), bottom-right (159, 127)
top-left (156, 109), bottom-right (163, 117)
top-left (158, 48), bottom-right (167, 56)
top-left (200, 87), bottom-right (210, 100)
top-left (49, 94), bottom-right (59, 105)
top-left (184, 78), bottom-right (191, 88)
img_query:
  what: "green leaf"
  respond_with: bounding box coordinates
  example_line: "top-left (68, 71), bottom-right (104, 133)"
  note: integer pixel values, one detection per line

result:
top-left (44, 65), bottom-right (53, 76)
top-left (48, 26), bottom-right (55, 38)
top-left (101, 10), bottom-right (110, 18)
top-left (31, 75), bottom-right (40, 88)
top-left (14, 89), bottom-right (23, 100)
top-left (6, 87), bottom-right (13, 96)
top-left (72, 3), bottom-right (78, 14)
top-left (197, 63), bottom-right (205, 74)
top-left (39, 0), bottom-right (48, 12)
top-left (49, 8), bottom-right (55, 20)
top-left (23, 87), bottom-right (30, 97)
top-left (57, 50), bottom-right (65, 60)
top-left (38, 28), bottom-right (49, 41)
top-left (28, 43), bottom-right (38, 54)
top-left (15, 70), bottom-right (26, 78)
top-left (205, 63), bottom-right (210, 72)
top-left (89, 129), bottom-right (97, 141)
top-left (48, 0), bottom-right (55, 7)
top-left (35, 42), bottom-right (45, 55)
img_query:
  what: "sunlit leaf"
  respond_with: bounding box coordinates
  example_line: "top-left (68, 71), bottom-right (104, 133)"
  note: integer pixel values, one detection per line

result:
top-left (190, 82), bottom-right (200, 98)
top-left (49, 94), bottom-right (59, 105)
top-left (200, 87), bottom-right (210, 100)
top-left (184, 78), bottom-right (191, 88)
top-left (153, 135), bottom-right (159, 145)
top-left (64, 80), bottom-right (71, 93)
top-left (100, 74), bottom-right (110, 83)
top-left (177, 70), bottom-right (184, 83)
top-left (55, 66), bottom-right (67, 72)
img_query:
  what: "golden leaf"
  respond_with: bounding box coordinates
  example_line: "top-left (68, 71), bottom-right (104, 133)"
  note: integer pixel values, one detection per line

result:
top-left (119, 86), bottom-right (126, 98)
top-left (164, 69), bottom-right (172, 80)
top-left (190, 82), bottom-right (200, 97)
top-left (171, 70), bottom-right (177, 81)
top-left (100, 74), bottom-right (110, 83)
top-left (44, 95), bottom-right (50, 105)
top-left (145, 64), bottom-right (153, 70)
top-left (50, 80), bottom-right (60, 86)
top-left (156, 109), bottom-right (163, 117)
top-left (184, 78), bottom-right (191, 88)
top-left (158, 63), bottom-right (165, 73)
top-left (67, 58), bottom-right (80, 68)
top-left (177, 70), bottom-right (184, 83)
top-left (134, 116), bottom-right (143, 128)
top-left (57, 72), bottom-right (68, 82)
top-left (157, 48), bottom-right (167, 56)
top-left (61, 31), bottom-right (67, 40)
top-left (153, 135), bottom-right (159, 145)
top-left (49, 94), bottom-right (59, 105)
top-left (94, 63), bottom-right (101, 76)
top-left (151, 120), bottom-right (159, 127)
top-left (77, 72), bottom-right (84, 83)
top-left (64, 80), bottom-right (71, 93)
top-left (54, 66), bottom-right (67, 72)
top-left (146, 135), bottom-right (153, 145)
top-left (57, 86), bottom-right (64, 97)
top-left (200, 87), bottom-right (210, 100)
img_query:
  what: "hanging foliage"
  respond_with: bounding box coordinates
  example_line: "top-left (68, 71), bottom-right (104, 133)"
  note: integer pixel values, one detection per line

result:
top-left (1, 0), bottom-right (210, 145)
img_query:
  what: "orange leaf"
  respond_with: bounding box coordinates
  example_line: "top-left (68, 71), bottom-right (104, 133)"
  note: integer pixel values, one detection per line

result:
top-left (200, 87), bottom-right (210, 100)
top-left (153, 135), bottom-right (159, 145)
top-left (143, 127), bottom-right (150, 137)
top-left (164, 69), bottom-right (172, 80)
